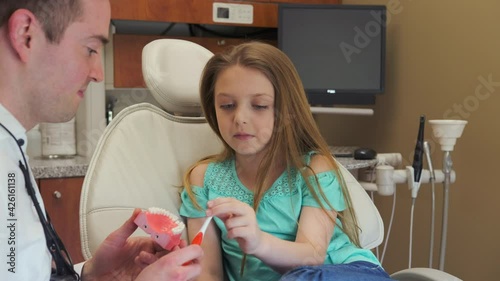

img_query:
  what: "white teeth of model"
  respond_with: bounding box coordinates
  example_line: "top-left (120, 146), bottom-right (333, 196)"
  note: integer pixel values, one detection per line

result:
top-left (146, 207), bottom-right (185, 233)
top-left (172, 222), bottom-right (185, 234)
top-left (148, 207), bottom-right (168, 215)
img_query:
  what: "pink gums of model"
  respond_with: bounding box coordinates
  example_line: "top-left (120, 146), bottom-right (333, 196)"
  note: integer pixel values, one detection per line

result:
top-left (134, 207), bottom-right (185, 251)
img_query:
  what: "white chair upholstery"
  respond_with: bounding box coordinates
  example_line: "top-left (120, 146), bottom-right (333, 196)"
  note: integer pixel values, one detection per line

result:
top-left (79, 39), bottom-right (221, 259)
top-left (337, 161), bottom-right (384, 249)
top-left (79, 39), bottom-right (461, 281)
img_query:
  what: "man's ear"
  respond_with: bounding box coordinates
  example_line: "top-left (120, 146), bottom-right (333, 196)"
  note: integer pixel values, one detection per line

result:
top-left (7, 9), bottom-right (40, 63)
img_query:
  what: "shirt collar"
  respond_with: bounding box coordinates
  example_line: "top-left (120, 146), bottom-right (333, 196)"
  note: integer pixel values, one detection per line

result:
top-left (0, 103), bottom-right (28, 149)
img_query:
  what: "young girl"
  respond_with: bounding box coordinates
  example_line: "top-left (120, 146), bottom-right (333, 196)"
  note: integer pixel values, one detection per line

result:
top-left (180, 42), bottom-right (393, 281)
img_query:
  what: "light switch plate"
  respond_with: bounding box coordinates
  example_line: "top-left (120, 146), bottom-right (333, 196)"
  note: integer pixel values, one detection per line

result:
top-left (213, 2), bottom-right (253, 24)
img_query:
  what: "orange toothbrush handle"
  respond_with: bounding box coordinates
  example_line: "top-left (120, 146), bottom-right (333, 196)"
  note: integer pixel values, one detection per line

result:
top-left (191, 232), bottom-right (203, 245)
top-left (182, 232), bottom-right (204, 266)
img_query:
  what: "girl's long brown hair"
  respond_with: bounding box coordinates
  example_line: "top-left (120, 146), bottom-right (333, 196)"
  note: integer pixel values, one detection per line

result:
top-left (183, 42), bottom-right (361, 267)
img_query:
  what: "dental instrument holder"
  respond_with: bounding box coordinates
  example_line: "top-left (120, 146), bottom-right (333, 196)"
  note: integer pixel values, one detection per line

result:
top-left (429, 119), bottom-right (467, 271)
top-left (360, 119), bottom-right (467, 272)
top-left (374, 165), bottom-right (456, 197)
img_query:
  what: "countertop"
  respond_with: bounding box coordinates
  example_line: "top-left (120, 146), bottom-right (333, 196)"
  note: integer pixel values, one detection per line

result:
top-left (29, 155), bottom-right (377, 179)
top-left (30, 155), bottom-right (90, 179)
top-left (336, 157), bottom-right (378, 170)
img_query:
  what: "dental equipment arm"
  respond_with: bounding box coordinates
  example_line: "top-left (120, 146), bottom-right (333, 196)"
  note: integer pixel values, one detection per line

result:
top-left (411, 115), bottom-right (425, 198)
top-left (408, 115), bottom-right (425, 268)
top-left (424, 141), bottom-right (437, 268)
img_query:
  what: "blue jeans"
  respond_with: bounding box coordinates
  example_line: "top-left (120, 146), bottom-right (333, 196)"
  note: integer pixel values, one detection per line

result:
top-left (279, 261), bottom-right (395, 281)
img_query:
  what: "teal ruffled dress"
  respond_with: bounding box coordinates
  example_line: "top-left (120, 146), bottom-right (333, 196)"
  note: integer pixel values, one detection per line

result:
top-left (180, 154), bottom-right (380, 281)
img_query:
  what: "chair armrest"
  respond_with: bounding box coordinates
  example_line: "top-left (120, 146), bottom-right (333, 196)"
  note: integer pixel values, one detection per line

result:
top-left (74, 261), bottom-right (85, 277)
top-left (391, 268), bottom-right (462, 281)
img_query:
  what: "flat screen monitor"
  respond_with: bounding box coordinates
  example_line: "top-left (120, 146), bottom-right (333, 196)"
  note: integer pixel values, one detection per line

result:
top-left (278, 4), bottom-right (386, 105)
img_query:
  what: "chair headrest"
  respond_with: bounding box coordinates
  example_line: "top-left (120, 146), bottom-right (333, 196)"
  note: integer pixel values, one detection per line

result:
top-left (142, 39), bottom-right (214, 116)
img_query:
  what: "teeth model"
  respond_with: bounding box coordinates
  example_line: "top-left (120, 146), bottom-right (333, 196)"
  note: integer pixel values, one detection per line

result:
top-left (134, 207), bottom-right (185, 250)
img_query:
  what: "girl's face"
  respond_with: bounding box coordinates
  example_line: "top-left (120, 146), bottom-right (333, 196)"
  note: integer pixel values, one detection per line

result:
top-left (214, 65), bottom-right (275, 159)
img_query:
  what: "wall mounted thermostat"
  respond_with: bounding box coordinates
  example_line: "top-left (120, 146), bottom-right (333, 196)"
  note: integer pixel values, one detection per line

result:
top-left (213, 2), bottom-right (253, 24)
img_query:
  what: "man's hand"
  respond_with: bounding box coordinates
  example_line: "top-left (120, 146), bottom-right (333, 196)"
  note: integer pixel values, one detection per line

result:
top-left (82, 209), bottom-right (203, 281)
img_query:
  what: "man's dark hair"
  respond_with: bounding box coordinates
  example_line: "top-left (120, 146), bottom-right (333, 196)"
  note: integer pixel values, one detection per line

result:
top-left (0, 0), bottom-right (82, 43)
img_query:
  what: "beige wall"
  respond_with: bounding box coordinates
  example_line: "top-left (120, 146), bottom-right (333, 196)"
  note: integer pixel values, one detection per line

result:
top-left (317, 0), bottom-right (500, 280)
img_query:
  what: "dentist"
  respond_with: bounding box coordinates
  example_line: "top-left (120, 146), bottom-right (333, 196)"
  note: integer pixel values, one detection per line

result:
top-left (0, 1), bottom-right (202, 280)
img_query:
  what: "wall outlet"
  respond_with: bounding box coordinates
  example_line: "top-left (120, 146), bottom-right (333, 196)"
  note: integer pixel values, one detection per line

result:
top-left (213, 2), bottom-right (253, 24)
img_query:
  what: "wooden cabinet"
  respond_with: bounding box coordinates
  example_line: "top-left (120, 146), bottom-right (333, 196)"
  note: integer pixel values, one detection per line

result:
top-left (271, 0), bottom-right (339, 3)
top-left (110, 0), bottom-right (340, 28)
top-left (111, 0), bottom-right (277, 27)
top-left (113, 34), bottom-right (276, 87)
top-left (39, 177), bottom-right (84, 264)
top-left (110, 0), bottom-right (341, 88)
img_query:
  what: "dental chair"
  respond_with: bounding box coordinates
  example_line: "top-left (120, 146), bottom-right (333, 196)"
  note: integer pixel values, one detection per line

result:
top-left (79, 39), bottom-right (461, 281)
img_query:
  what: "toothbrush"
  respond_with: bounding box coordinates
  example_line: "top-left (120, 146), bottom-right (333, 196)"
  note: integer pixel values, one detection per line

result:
top-left (191, 216), bottom-right (213, 245)
top-left (182, 216), bottom-right (214, 266)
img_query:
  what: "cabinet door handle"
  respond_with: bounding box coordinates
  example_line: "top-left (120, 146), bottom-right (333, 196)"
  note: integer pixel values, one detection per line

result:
top-left (53, 191), bottom-right (62, 199)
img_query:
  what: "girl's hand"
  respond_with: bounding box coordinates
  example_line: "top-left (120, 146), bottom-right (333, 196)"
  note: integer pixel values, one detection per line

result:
top-left (206, 197), bottom-right (263, 255)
